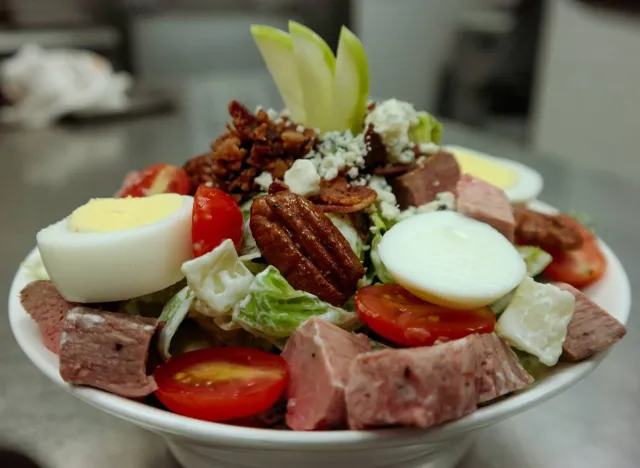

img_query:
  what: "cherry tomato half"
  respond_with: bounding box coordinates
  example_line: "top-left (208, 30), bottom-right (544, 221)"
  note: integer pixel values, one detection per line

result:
top-left (117, 163), bottom-right (191, 198)
top-left (544, 215), bottom-right (606, 288)
top-left (192, 185), bottom-right (244, 257)
top-left (153, 347), bottom-right (288, 422)
top-left (355, 284), bottom-right (496, 347)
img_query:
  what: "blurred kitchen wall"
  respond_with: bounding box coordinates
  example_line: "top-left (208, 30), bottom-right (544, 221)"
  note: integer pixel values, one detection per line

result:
top-left (531, 0), bottom-right (640, 175)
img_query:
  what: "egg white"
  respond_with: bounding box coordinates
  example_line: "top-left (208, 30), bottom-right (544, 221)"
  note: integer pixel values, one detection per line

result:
top-left (379, 211), bottom-right (526, 309)
top-left (445, 145), bottom-right (543, 204)
top-left (37, 195), bottom-right (194, 303)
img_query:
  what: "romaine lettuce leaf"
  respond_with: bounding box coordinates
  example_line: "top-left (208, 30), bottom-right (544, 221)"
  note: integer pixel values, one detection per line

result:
top-left (232, 266), bottom-right (360, 345)
top-left (327, 213), bottom-right (365, 260)
top-left (157, 286), bottom-right (194, 360)
top-left (182, 239), bottom-right (254, 328)
top-left (370, 231), bottom-right (395, 284)
top-left (517, 246), bottom-right (552, 277)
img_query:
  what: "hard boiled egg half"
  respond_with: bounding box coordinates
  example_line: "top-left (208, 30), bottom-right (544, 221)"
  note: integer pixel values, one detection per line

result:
top-left (445, 145), bottom-right (543, 204)
top-left (379, 211), bottom-right (526, 309)
top-left (37, 193), bottom-right (193, 303)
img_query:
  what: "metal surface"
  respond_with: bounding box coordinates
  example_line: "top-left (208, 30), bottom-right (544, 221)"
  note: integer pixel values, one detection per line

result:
top-left (0, 76), bottom-right (638, 468)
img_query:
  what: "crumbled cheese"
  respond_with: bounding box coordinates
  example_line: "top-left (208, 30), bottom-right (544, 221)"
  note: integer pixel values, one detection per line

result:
top-left (395, 192), bottom-right (455, 222)
top-left (368, 175), bottom-right (401, 220)
top-left (254, 172), bottom-right (273, 191)
top-left (283, 160), bottom-right (321, 196)
top-left (306, 131), bottom-right (367, 180)
top-left (265, 108), bottom-right (280, 121)
top-left (365, 98), bottom-right (420, 164)
top-left (347, 166), bottom-right (360, 179)
top-left (419, 142), bottom-right (441, 154)
top-left (296, 124), bottom-right (305, 133)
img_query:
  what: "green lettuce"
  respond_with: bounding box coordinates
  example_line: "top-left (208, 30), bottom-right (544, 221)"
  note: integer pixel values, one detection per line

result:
top-left (232, 266), bottom-right (360, 345)
top-left (517, 246), bottom-right (552, 277)
top-left (327, 213), bottom-right (365, 260)
top-left (157, 286), bottom-right (194, 360)
top-left (409, 111), bottom-right (443, 145)
top-left (367, 211), bottom-right (395, 284)
top-left (120, 279), bottom-right (186, 317)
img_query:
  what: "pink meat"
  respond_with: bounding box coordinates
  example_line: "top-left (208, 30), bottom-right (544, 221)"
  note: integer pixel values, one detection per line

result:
top-left (20, 281), bottom-right (76, 354)
top-left (391, 151), bottom-right (461, 209)
top-left (345, 338), bottom-right (478, 430)
top-left (456, 174), bottom-right (515, 241)
top-left (473, 333), bottom-right (534, 403)
top-left (345, 333), bottom-right (533, 430)
top-left (554, 282), bottom-right (627, 361)
top-left (59, 307), bottom-right (158, 398)
top-left (281, 317), bottom-right (371, 430)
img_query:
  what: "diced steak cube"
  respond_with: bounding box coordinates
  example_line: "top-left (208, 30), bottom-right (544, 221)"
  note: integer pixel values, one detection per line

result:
top-left (281, 317), bottom-right (371, 430)
top-left (345, 338), bottom-right (478, 430)
top-left (457, 174), bottom-right (515, 241)
top-left (20, 280), bottom-right (76, 354)
top-left (345, 333), bottom-right (533, 430)
top-left (59, 307), bottom-right (158, 398)
top-left (391, 151), bottom-right (461, 209)
top-left (473, 333), bottom-right (534, 403)
top-left (554, 282), bottom-right (627, 361)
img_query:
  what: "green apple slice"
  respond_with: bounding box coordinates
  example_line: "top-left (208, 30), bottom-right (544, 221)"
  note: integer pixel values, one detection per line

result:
top-left (331, 26), bottom-right (369, 134)
top-left (289, 21), bottom-right (336, 131)
top-left (250, 25), bottom-right (306, 123)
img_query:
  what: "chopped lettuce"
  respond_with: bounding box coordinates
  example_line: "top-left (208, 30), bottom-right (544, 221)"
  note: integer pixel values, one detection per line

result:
top-left (327, 213), bottom-right (365, 260)
top-left (182, 239), bottom-right (255, 329)
top-left (370, 231), bottom-right (395, 284)
top-left (513, 350), bottom-right (554, 380)
top-left (490, 290), bottom-right (514, 315)
top-left (517, 246), bottom-right (553, 277)
top-left (120, 279), bottom-right (186, 317)
top-left (409, 111), bottom-right (443, 145)
top-left (232, 266), bottom-right (360, 345)
top-left (566, 209), bottom-right (595, 233)
top-left (157, 286), bottom-right (194, 360)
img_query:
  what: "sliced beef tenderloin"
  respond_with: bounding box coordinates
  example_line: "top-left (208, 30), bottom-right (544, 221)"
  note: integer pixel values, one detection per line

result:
top-left (456, 174), bottom-right (515, 242)
top-left (59, 307), bottom-right (158, 398)
top-left (554, 282), bottom-right (627, 361)
top-left (391, 151), bottom-right (460, 209)
top-left (281, 317), bottom-right (371, 431)
top-left (473, 333), bottom-right (534, 403)
top-left (345, 338), bottom-right (478, 430)
top-left (20, 281), bottom-right (76, 354)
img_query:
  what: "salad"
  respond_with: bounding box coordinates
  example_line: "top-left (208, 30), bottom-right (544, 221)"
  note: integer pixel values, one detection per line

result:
top-left (19, 22), bottom-right (626, 431)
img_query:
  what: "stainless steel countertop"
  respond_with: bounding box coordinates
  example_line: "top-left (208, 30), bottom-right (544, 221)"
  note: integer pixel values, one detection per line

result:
top-left (1, 77), bottom-right (638, 468)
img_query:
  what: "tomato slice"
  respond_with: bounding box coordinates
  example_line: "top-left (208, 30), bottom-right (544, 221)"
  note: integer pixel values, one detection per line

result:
top-left (117, 163), bottom-right (191, 198)
top-left (153, 347), bottom-right (288, 422)
top-left (355, 284), bottom-right (496, 347)
top-left (543, 215), bottom-right (607, 288)
top-left (192, 185), bottom-right (244, 256)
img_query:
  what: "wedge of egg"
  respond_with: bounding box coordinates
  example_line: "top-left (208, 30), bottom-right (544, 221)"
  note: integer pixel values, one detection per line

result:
top-left (37, 193), bottom-right (194, 303)
top-left (378, 211), bottom-right (526, 309)
top-left (445, 145), bottom-right (543, 204)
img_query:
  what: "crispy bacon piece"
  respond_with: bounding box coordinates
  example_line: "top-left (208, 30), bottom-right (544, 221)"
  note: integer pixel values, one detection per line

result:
top-left (313, 177), bottom-right (378, 214)
top-left (513, 206), bottom-right (583, 251)
top-left (183, 101), bottom-right (316, 200)
top-left (250, 191), bottom-right (365, 306)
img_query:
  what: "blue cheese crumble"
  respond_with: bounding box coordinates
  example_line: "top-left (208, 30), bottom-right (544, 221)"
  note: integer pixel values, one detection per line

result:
top-left (365, 99), bottom-right (419, 164)
top-left (306, 130), bottom-right (367, 180)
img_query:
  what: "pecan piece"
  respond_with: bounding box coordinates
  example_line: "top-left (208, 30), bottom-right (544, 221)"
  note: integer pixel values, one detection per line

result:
top-left (513, 206), bottom-right (584, 251)
top-left (313, 177), bottom-right (378, 214)
top-left (250, 191), bottom-right (365, 306)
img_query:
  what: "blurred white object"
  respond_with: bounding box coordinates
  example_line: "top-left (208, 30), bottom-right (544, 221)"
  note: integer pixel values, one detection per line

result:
top-left (0, 44), bottom-right (132, 128)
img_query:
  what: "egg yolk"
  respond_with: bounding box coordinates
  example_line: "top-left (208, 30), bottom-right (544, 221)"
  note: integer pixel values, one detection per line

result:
top-left (453, 150), bottom-right (518, 190)
top-left (68, 193), bottom-right (183, 233)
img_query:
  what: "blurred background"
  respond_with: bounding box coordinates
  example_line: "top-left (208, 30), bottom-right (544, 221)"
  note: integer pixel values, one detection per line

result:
top-left (1, 0), bottom-right (639, 175)
top-left (1, 1), bottom-right (640, 468)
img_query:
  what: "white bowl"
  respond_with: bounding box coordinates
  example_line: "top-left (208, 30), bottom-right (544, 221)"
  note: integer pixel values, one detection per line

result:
top-left (9, 201), bottom-right (630, 468)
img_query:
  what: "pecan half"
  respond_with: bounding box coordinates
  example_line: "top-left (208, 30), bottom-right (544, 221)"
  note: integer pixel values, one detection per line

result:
top-left (514, 206), bottom-right (584, 251)
top-left (313, 177), bottom-right (378, 214)
top-left (250, 191), bottom-right (365, 306)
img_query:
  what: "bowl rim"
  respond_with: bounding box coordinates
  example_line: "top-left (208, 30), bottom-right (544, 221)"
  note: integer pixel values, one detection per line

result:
top-left (9, 200), bottom-right (631, 450)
